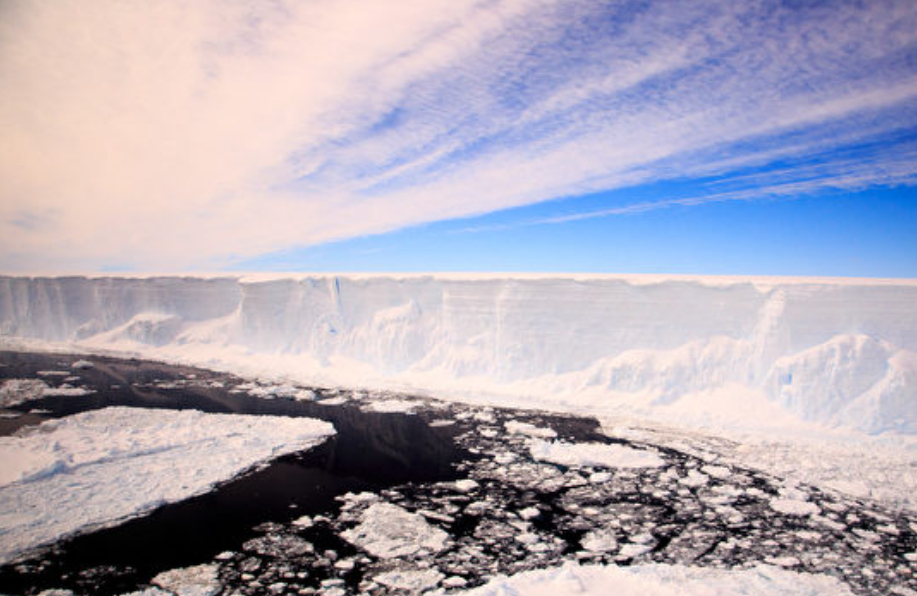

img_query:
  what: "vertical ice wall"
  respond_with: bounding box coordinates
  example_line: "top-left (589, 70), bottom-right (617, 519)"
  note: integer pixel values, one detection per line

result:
top-left (0, 275), bottom-right (915, 433)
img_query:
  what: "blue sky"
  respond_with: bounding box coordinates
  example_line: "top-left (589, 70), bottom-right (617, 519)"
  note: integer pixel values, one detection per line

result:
top-left (242, 183), bottom-right (917, 277)
top-left (2, 0), bottom-right (916, 276)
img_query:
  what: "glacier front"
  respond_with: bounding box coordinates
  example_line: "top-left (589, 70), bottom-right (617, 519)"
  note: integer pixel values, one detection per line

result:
top-left (1, 274), bottom-right (915, 434)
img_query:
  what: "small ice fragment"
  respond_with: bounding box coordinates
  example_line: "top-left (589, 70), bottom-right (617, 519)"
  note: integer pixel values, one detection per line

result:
top-left (452, 479), bottom-right (479, 493)
top-left (505, 420), bottom-right (557, 439)
top-left (518, 506), bottom-right (540, 520)
top-left (617, 542), bottom-right (653, 559)
top-left (341, 502), bottom-right (449, 558)
top-left (701, 465), bottom-right (731, 479)
top-left (442, 576), bottom-right (468, 588)
top-left (373, 568), bottom-right (444, 592)
top-left (494, 452), bottom-right (516, 465)
top-left (589, 471), bottom-right (611, 483)
top-left (152, 563), bottom-right (220, 596)
top-left (582, 529), bottom-right (618, 553)
top-left (770, 498), bottom-right (819, 516)
top-left (680, 470), bottom-right (709, 487)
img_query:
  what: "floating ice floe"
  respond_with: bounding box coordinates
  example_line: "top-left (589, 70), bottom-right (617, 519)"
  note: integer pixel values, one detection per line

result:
top-left (40, 384), bottom-right (96, 397)
top-left (151, 563), bottom-right (221, 596)
top-left (770, 497), bottom-right (820, 516)
top-left (529, 439), bottom-right (665, 469)
top-left (363, 399), bottom-right (420, 414)
top-left (581, 529), bottom-right (618, 553)
top-left (373, 568), bottom-right (445, 591)
top-left (0, 378), bottom-right (95, 406)
top-left (0, 379), bottom-right (47, 407)
top-left (238, 381), bottom-right (314, 400)
top-left (341, 502), bottom-right (449, 559)
top-left (505, 420), bottom-right (558, 439)
top-left (442, 561), bottom-right (854, 596)
top-left (0, 406), bottom-right (334, 564)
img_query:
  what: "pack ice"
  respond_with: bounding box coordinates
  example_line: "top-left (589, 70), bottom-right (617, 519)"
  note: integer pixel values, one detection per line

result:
top-left (0, 407), bottom-right (334, 564)
top-left (1, 274), bottom-right (915, 434)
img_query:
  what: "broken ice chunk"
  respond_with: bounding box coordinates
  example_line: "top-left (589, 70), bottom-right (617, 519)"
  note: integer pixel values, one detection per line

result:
top-left (529, 439), bottom-right (664, 469)
top-left (341, 502), bottom-right (449, 559)
top-left (152, 564), bottom-right (220, 596)
top-left (770, 498), bottom-right (819, 516)
top-left (373, 568), bottom-right (444, 592)
top-left (505, 420), bottom-right (558, 439)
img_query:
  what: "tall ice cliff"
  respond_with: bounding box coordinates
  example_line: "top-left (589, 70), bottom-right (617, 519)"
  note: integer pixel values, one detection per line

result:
top-left (1, 274), bottom-right (915, 434)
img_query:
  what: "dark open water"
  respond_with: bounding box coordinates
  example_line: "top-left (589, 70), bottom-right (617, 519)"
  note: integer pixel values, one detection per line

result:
top-left (0, 350), bottom-right (466, 594)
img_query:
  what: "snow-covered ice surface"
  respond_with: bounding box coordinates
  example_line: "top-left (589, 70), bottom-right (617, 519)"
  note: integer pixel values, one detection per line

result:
top-left (529, 438), bottom-right (665, 468)
top-left (341, 502), bottom-right (449, 559)
top-left (443, 561), bottom-right (853, 595)
top-left (150, 564), bottom-right (220, 596)
top-left (3, 274), bottom-right (916, 512)
top-left (1, 274), bottom-right (915, 435)
top-left (0, 406), bottom-right (334, 564)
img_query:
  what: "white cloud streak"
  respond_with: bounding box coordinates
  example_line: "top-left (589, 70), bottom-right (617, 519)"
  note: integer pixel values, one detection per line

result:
top-left (1, 0), bottom-right (915, 270)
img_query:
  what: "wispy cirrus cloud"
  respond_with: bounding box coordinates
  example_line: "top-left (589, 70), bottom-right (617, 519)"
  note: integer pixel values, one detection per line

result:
top-left (1, 0), bottom-right (915, 271)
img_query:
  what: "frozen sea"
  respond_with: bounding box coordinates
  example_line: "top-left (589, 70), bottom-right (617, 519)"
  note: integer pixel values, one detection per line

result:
top-left (0, 350), bottom-right (915, 596)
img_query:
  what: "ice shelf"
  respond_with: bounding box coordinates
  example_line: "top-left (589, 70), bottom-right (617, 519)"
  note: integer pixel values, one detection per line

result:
top-left (1, 274), bottom-right (915, 434)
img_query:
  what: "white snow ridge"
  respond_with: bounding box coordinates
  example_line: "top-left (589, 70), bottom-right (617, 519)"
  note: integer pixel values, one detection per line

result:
top-left (1, 274), bottom-right (914, 435)
top-left (0, 407), bottom-right (334, 564)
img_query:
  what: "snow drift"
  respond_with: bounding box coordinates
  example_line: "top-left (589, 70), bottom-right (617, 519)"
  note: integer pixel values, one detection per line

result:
top-left (1, 274), bottom-right (915, 434)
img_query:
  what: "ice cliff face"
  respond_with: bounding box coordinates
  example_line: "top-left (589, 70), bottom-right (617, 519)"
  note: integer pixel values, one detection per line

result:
top-left (1, 274), bottom-right (915, 434)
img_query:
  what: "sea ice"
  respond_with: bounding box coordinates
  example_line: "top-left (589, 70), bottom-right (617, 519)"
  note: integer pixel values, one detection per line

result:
top-left (442, 561), bottom-right (855, 596)
top-left (40, 385), bottom-right (95, 397)
top-left (0, 379), bottom-right (48, 407)
top-left (0, 407), bottom-right (334, 564)
top-left (362, 399), bottom-right (420, 413)
top-left (341, 502), bottom-right (449, 559)
top-left (373, 567), bottom-right (444, 591)
top-left (529, 439), bottom-right (665, 469)
top-left (505, 420), bottom-right (557, 439)
top-left (152, 563), bottom-right (221, 596)
top-left (581, 529), bottom-right (618, 553)
top-left (770, 498), bottom-right (820, 516)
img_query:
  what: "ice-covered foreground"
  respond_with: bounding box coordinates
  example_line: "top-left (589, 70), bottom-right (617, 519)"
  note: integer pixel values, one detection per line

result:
top-left (0, 407), bottom-right (334, 564)
top-left (446, 561), bottom-right (853, 596)
top-left (1, 274), bottom-right (915, 436)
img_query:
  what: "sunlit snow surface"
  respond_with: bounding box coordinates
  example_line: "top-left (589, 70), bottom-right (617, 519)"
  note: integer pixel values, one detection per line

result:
top-left (2, 274), bottom-right (915, 435)
top-left (341, 502), bottom-right (449, 559)
top-left (444, 561), bottom-right (853, 596)
top-left (529, 439), bottom-right (665, 468)
top-left (0, 407), bottom-right (334, 564)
